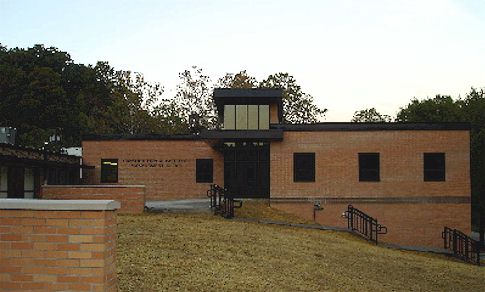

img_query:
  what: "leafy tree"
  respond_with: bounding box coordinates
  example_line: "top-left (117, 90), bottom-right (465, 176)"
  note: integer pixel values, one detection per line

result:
top-left (216, 70), bottom-right (258, 89)
top-left (172, 66), bottom-right (218, 130)
top-left (351, 108), bottom-right (392, 122)
top-left (0, 44), bottom-right (167, 148)
top-left (396, 95), bottom-right (464, 122)
top-left (260, 73), bottom-right (326, 123)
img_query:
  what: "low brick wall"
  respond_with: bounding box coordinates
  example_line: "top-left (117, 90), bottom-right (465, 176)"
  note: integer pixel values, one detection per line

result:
top-left (271, 198), bottom-right (470, 249)
top-left (0, 199), bottom-right (119, 291)
top-left (41, 185), bottom-right (145, 214)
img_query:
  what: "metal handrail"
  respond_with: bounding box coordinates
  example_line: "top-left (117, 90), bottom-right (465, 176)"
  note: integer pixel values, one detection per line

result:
top-left (342, 204), bottom-right (387, 244)
top-left (206, 184), bottom-right (242, 219)
top-left (442, 227), bottom-right (481, 265)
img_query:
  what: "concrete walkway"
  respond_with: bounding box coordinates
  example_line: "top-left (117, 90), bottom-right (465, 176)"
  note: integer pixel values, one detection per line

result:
top-left (145, 199), bottom-right (211, 213)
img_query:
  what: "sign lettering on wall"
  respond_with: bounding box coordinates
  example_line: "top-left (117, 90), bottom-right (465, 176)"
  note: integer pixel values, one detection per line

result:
top-left (122, 159), bottom-right (189, 168)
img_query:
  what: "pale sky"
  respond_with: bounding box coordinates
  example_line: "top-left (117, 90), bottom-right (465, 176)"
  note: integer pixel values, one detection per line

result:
top-left (1, 0), bottom-right (484, 121)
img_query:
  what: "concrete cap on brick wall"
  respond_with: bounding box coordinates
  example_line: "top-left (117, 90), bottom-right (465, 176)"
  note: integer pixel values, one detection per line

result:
top-left (0, 199), bottom-right (121, 211)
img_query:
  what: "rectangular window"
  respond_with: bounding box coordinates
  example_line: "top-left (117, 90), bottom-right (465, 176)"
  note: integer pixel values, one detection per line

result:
top-left (359, 153), bottom-right (380, 182)
top-left (248, 105), bottom-right (259, 130)
top-left (259, 105), bottom-right (269, 130)
top-left (424, 153), bottom-right (445, 181)
top-left (236, 105), bottom-right (248, 130)
top-left (0, 166), bottom-right (7, 198)
top-left (223, 105), bottom-right (236, 130)
top-left (196, 159), bottom-right (213, 183)
top-left (294, 153), bottom-right (315, 182)
top-left (101, 159), bottom-right (118, 183)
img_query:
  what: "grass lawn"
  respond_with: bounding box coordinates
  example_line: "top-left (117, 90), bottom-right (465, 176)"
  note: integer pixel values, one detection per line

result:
top-left (117, 204), bottom-right (484, 291)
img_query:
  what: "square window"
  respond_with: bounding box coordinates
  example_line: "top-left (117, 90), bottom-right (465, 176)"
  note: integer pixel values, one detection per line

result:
top-left (424, 153), bottom-right (445, 181)
top-left (101, 159), bottom-right (118, 183)
top-left (196, 159), bottom-right (213, 183)
top-left (359, 153), bottom-right (380, 182)
top-left (294, 153), bottom-right (315, 182)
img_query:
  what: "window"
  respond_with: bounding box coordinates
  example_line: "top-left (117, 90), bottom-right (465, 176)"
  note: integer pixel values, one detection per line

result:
top-left (196, 159), bottom-right (213, 183)
top-left (235, 105), bottom-right (248, 130)
top-left (294, 153), bottom-right (315, 182)
top-left (248, 105), bottom-right (259, 129)
top-left (258, 105), bottom-right (269, 129)
top-left (0, 167), bottom-right (7, 198)
top-left (101, 159), bottom-right (118, 183)
top-left (359, 153), bottom-right (380, 182)
top-left (424, 153), bottom-right (445, 181)
top-left (223, 105), bottom-right (270, 130)
top-left (223, 105), bottom-right (236, 129)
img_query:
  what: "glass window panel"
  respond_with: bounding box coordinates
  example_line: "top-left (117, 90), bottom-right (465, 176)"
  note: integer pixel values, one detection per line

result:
top-left (259, 105), bottom-right (269, 130)
top-left (248, 105), bottom-right (259, 130)
top-left (236, 105), bottom-right (248, 130)
top-left (101, 159), bottom-right (118, 183)
top-left (24, 168), bottom-right (34, 198)
top-left (0, 167), bottom-right (7, 198)
top-left (196, 159), bottom-right (213, 183)
top-left (424, 153), bottom-right (445, 181)
top-left (293, 153), bottom-right (315, 182)
top-left (358, 153), bottom-right (380, 182)
top-left (223, 105), bottom-right (236, 130)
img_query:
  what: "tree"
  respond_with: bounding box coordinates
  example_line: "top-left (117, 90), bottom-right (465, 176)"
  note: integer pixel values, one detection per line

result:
top-left (0, 44), bottom-right (167, 148)
top-left (171, 66), bottom-right (218, 130)
top-left (216, 70), bottom-right (258, 89)
top-left (351, 108), bottom-right (392, 122)
top-left (259, 73), bottom-right (326, 123)
top-left (395, 95), bottom-right (464, 122)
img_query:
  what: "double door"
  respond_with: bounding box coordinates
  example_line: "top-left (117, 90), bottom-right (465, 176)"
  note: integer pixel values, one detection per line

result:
top-left (224, 142), bottom-right (270, 198)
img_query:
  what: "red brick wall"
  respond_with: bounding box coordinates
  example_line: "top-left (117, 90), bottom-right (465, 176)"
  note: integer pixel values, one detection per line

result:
top-left (41, 185), bottom-right (145, 214)
top-left (82, 140), bottom-right (223, 201)
top-left (270, 130), bottom-right (470, 197)
top-left (0, 207), bottom-right (117, 291)
top-left (272, 201), bottom-right (470, 248)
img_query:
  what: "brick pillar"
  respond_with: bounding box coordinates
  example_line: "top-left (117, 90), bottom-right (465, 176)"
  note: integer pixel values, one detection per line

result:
top-left (0, 199), bottom-right (120, 291)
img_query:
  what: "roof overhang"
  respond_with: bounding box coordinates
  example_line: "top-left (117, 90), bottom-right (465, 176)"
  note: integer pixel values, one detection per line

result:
top-left (200, 129), bottom-right (283, 142)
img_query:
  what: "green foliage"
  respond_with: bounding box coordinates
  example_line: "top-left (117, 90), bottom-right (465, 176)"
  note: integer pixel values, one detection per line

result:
top-left (171, 66), bottom-right (218, 130)
top-left (216, 70), bottom-right (258, 89)
top-left (396, 95), bottom-right (465, 122)
top-left (351, 108), bottom-right (392, 122)
top-left (0, 44), bottom-right (167, 148)
top-left (260, 73), bottom-right (327, 123)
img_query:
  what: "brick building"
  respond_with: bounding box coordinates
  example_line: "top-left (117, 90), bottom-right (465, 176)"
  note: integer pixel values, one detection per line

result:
top-left (0, 143), bottom-right (81, 199)
top-left (82, 88), bottom-right (471, 248)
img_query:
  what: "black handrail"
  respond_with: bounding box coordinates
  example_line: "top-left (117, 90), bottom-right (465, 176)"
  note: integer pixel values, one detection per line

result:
top-left (206, 184), bottom-right (242, 219)
top-left (342, 204), bottom-right (387, 244)
top-left (442, 227), bottom-right (481, 265)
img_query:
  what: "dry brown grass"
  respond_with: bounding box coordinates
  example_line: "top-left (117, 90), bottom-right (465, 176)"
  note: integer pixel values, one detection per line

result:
top-left (117, 211), bottom-right (484, 292)
top-left (234, 200), bottom-right (314, 224)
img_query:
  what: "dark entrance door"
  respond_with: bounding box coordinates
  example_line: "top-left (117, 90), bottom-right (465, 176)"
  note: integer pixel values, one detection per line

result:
top-left (224, 142), bottom-right (269, 198)
top-left (8, 166), bottom-right (24, 198)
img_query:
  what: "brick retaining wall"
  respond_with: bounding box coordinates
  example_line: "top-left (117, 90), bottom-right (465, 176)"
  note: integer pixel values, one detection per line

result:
top-left (271, 199), bottom-right (470, 248)
top-left (0, 199), bottom-right (119, 291)
top-left (41, 185), bottom-right (145, 214)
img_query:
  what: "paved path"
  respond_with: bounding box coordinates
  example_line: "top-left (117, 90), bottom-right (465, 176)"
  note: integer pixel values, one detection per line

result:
top-left (145, 199), bottom-right (211, 213)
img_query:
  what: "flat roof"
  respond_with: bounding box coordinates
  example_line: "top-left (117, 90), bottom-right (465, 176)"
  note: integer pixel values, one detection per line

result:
top-left (82, 134), bottom-right (200, 141)
top-left (275, 122), bottom-right (470, 131)
top-left (82, 122), bottom-right (470, 141)
top-left (213, 88), bottom-right (283, 98)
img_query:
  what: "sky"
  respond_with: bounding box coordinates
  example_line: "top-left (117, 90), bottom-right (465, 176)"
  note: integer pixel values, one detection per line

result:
top-left (1, 0), bottom-right (484, 121)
